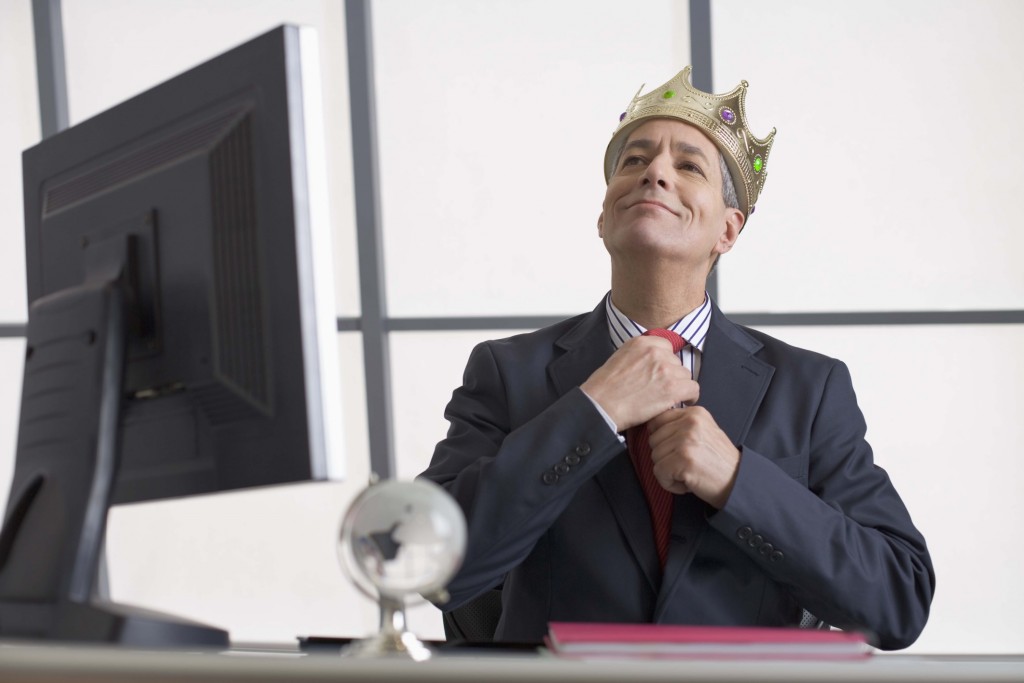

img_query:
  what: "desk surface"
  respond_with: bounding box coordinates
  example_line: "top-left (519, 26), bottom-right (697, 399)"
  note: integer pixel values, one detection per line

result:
top-left (1, 642), bottom-right (1023, 683)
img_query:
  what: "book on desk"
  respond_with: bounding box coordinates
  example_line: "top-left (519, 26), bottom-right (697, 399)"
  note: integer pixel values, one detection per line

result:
top-left (545, 622), bottom-right (871, 660)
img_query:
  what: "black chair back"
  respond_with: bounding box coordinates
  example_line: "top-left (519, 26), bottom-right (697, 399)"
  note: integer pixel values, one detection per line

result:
top-left (442, 589), bottom-right (503, 642)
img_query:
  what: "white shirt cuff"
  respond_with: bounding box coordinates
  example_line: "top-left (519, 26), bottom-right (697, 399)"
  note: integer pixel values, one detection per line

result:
top-left (580, 387), bottom-right (626, 443)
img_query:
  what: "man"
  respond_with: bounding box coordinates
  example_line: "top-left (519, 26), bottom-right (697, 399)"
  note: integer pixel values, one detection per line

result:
top-left (419, 67), bottom-right (934, 650)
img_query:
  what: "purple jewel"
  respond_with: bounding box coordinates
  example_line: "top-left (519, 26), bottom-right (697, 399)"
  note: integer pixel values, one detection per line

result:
top-left (619, 112), bottom-right (626, 122)
top-left (720, 107), bottom-right (736, 124)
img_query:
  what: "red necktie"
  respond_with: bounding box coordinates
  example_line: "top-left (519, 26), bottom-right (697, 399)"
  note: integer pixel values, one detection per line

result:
top-left (627, 328), bottom-right (686, 569)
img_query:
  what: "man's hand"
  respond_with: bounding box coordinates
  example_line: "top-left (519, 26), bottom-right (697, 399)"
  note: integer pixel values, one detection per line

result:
top-left (580, 335), bottom-right (699, 431)
top-left (647, 407), bottom-right (741, 509)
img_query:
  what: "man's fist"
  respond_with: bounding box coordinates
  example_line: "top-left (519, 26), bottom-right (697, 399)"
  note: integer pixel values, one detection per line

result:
top-left (647, 406), bottom-right (741, 509)
top-left (580, 335), bottom-right (698, 431)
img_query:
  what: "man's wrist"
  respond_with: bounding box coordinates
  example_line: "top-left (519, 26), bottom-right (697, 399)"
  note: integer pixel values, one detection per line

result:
top-left (580, 387), bottom-right (625, 443)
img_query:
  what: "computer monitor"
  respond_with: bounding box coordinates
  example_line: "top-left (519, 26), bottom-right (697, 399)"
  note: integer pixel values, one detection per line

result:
top-left (0, 24), bottom-right (344, 646)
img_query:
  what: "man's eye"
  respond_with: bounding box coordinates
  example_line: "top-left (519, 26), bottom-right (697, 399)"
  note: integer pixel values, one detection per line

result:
top-left (680, 161), bottom-right (705, 176)
top-left (622, 156), bottom-right (645, 167)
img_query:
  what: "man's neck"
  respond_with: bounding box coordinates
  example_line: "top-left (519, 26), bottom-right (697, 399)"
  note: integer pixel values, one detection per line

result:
top-left (610, 265), bottom-right (708, 330)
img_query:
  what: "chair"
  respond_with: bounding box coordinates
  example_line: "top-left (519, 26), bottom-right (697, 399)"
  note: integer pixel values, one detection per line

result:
top-left (800, 609), bottom-right (829, 629)
top-left (441, 588), bottom-right (503, 642)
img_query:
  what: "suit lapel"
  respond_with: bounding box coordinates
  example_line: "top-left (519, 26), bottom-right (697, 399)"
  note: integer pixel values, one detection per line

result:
top-left (547, 300), bottom-right (613, 398)
top-left (695, 303), bottom-right (774, 448)
top-left (655, 493), bottom-right (712, 619)
top-left (657, 304), bottom-right (775, 614)
top-left (594, 454), bottom-right (663, 593)
top-left (548, 298), bottom-right (662, 593)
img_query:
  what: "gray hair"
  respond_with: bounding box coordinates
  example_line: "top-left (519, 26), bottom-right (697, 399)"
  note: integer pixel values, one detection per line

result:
top-left (710, 151), bottom-right (740, 274)
top-left (718, 151), bottom-right (739, 211)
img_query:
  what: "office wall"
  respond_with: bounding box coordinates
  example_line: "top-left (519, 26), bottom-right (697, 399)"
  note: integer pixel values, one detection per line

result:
top-left (0, 0), bottom-right (36, 322)
top-left (373, 0), bottom-right (687, 317)
top-left (1, 0), bottom-right (1021, 653)
top-left (0, 0), bottom-right (36, 547)
top-left (713, 0), bottom-right (1024, 313)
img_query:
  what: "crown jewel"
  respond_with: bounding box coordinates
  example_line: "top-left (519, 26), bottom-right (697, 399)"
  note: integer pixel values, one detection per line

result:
top-left (604, 66), bottom-right (776, 218)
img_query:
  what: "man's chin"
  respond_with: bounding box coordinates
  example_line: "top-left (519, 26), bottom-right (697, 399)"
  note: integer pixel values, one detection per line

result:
top-left (608, 239), bottom-right (698, 264)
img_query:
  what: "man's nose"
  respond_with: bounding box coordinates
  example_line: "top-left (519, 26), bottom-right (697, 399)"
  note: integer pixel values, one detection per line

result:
top-left (640, 154), bottom-right (672, 189)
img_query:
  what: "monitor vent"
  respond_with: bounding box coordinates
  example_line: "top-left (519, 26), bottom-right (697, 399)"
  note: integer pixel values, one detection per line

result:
top-left (208, 114), bottom-right (271, 417)
top-left (43, 104), bottom-right (251, 216)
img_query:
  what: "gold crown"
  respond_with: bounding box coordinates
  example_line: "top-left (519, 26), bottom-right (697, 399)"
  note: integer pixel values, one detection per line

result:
top-left (604, 66), bottom-right (776, 218)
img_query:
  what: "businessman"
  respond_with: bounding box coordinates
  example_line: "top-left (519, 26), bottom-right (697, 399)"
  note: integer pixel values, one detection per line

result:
top-left (420, 67), bottom-right (934, 650)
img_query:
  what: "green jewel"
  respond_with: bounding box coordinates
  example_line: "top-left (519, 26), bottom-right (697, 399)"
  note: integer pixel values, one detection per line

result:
top-left (753, 155), bottom-right (764, 173)
top-left (662, 90), bottom-right (675, 99)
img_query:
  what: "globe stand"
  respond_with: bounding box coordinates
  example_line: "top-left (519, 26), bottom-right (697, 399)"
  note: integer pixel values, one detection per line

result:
top-left (336, 478), bottom-right (466, 664)
top-left (341, 595), bottom-right (433, 662)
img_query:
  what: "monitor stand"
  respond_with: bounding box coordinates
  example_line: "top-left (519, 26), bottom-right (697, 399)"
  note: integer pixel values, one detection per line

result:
top-left (0, 234), bottom-right (227, 647)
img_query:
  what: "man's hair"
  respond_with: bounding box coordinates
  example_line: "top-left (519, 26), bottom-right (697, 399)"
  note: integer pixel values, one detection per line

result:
top-left (711, 151), bottom-right (740, 274)
top-left (718, 151), bottom-right (739, 212)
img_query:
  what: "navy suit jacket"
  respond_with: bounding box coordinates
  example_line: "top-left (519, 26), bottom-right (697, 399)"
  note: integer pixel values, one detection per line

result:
top-left (420, 298), bottom-right (934, 650)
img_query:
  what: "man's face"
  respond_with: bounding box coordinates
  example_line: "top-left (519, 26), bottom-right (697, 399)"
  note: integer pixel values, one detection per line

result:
top-left (598, 118), bottom-right (744, 272)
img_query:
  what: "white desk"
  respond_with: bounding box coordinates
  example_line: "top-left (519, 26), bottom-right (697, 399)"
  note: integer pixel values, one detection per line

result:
top-left (1, 642), bottom-right (1022, 683)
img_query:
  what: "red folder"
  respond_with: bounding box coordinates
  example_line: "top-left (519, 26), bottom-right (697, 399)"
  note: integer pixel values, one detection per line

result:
top-left (546, 622), bottom-right (871, 660)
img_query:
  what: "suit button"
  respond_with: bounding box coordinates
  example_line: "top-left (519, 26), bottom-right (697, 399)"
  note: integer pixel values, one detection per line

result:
top-left (564, 453), bottom-right (582, 466)
top-left (541, 471), bottom-right (559, 485)
top-left (770, 550), bottom-right (784, 563)
top-left (759, 542), bottom-right (774, 557)
top-left (748, 534), bottom-right (764, 548)
top-left (737, 526), bottom-right (753, 541)
top-left (575, 443), bottom-right (591, 456)
top-left (554, 462), bottom-right (571, 475)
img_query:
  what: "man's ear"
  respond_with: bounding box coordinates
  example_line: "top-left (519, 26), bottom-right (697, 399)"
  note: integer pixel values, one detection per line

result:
top-left (714, 207), bottom-right (745, 255)
top-left (597, 211), bottom-right (605, 238)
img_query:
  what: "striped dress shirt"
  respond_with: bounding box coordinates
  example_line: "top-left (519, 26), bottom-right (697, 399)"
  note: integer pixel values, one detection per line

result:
top-left (604, 291), bottom-right (711, 380)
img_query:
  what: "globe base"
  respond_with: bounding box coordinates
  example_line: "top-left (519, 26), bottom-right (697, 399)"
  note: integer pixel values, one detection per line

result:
top-left (340, 595), bottom-right (433, 662)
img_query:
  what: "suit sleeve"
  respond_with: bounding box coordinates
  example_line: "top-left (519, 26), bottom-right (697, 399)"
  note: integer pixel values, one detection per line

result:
top-left (419, 341), bottom-right (624, 610)
top-left (709, 360), bottom-right (935, 650)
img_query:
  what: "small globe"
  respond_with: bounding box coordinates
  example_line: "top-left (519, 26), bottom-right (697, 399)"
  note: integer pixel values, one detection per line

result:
top-left (338, 478), bottom-right (466, 601)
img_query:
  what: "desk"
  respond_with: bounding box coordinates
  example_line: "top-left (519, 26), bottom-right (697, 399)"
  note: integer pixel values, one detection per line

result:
top-left (1, 643), bottom-right (1023, 683)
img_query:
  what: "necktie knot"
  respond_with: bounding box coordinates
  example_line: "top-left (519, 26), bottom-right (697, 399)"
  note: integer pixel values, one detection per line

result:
top-left (643, 328), bottom-right (686, 353)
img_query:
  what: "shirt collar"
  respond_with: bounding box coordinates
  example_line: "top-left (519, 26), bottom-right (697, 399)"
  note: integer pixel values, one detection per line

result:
top-left (604, 291), bottom-right (712, 352)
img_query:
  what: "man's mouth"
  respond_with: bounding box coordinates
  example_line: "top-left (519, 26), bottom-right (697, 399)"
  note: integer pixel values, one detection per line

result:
top-left (630, 199), bottom-right (677, 215)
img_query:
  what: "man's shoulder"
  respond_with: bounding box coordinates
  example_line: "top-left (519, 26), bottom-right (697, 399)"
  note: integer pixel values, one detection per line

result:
top-left (722, 315), bottom-right (843, 372)
top-left (483, 311), bottom-right (596, 358)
